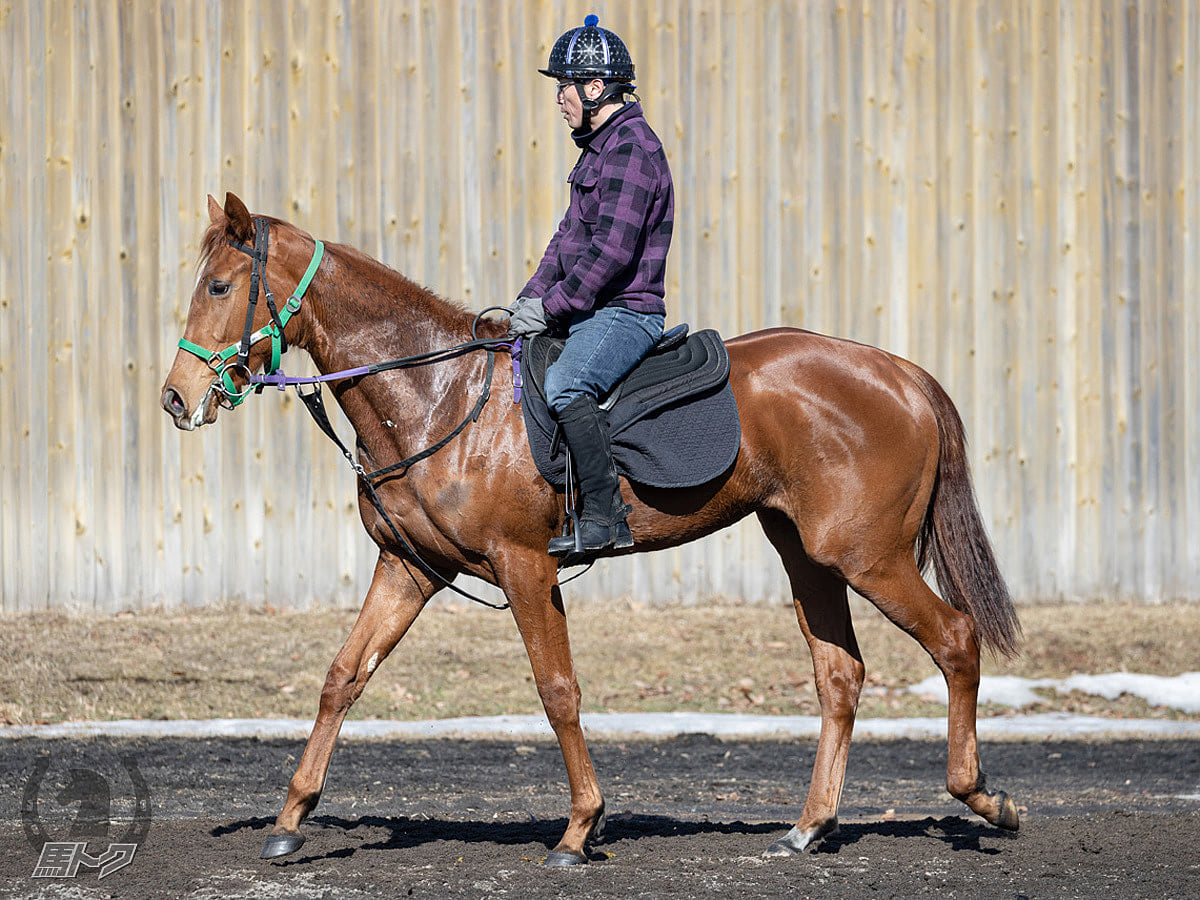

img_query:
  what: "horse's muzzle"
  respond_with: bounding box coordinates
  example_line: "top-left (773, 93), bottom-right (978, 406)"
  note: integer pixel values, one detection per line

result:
top-left (160, 383), bottom-right (216, 431)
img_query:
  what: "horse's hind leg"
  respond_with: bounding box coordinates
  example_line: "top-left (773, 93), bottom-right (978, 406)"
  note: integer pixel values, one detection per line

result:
top-left (757, 511), bottom-right (865, 857)
top-left (851, 555), bottom-right (1019, 831)
top-left (262, 552), bottom-right (437, 859)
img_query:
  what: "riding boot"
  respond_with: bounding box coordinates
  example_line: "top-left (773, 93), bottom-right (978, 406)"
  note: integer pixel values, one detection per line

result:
top-left (547, 395), bottom-right (633, 558)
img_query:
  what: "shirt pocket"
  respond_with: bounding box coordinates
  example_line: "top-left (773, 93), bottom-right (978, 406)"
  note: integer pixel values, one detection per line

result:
top-left (569, 166), bottom-right (601, 225)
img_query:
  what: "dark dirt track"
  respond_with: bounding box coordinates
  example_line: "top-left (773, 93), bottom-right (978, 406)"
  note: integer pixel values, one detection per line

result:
top-left (0, 734), bottom-right (1197, 898)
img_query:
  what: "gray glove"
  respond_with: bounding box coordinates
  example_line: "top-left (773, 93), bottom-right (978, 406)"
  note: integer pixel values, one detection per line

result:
top-left (507, 296), bottom-right (548, 338)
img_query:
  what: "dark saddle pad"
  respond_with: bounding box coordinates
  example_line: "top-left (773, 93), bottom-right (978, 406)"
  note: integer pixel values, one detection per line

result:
top-left (520, 326), bottom-right (741, 489)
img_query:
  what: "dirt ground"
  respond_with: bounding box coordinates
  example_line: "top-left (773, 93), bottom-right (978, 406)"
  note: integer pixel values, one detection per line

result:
top-left (0, 734), bottom-right (1196, 899)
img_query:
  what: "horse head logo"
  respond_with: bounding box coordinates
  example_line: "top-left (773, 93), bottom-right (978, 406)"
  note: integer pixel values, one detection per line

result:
top-left (22, 755), bottom-right (152, 853)
top-left (55, 769), bottom-right (111, 843)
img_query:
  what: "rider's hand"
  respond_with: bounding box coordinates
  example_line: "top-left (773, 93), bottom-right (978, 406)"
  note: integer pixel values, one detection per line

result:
top-left (507, 296), bottom-right (548, 338)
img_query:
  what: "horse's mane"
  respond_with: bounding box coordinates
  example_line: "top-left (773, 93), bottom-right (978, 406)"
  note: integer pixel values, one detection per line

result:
top-left (324, 238), bottom-right (476, 331)
top-left (198, 216), bottom-right (508, 340)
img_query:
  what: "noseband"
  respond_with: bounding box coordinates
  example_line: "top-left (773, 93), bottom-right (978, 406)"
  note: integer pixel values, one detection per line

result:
top-left (177, 217), bottom-right (324, 408)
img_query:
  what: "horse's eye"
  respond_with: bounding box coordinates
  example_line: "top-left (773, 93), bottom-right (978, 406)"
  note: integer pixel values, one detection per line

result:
top-left (208, 280), bottom-right (231, 298)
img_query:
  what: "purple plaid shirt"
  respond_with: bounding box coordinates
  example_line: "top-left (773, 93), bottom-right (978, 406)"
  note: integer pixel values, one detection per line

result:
top-left (522, 103), bottom-right (674, 321)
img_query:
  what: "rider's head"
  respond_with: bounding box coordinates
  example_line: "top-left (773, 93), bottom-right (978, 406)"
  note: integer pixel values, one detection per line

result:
top-left (540, 15), bottom-right (637, 133)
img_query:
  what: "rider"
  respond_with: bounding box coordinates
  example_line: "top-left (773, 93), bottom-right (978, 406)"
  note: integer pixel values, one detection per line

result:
top-left (508, 14), bottom-right (674, 559)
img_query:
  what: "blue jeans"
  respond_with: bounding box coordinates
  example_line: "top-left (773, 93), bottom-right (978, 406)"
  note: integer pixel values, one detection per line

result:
top-left (544, 306), bottom-right (665, 414)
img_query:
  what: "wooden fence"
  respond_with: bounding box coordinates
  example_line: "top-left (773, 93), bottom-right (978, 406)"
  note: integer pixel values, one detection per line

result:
top-left (2, 0), bottom-right (1198, 612)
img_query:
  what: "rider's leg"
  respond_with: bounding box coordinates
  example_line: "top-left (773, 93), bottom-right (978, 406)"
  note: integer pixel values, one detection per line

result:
top-left (544, 306), bottom-right (663, 556)
top-left (547, 393), bottom-right (632, 555)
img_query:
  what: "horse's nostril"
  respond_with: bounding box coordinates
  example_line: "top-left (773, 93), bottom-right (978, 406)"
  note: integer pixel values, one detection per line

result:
top-left (162, 387), bottom-right (186, 416)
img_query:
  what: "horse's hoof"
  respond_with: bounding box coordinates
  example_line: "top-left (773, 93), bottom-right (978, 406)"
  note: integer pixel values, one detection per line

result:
top-left (260, 831), bottom-right (306, 859)
top-left (763, 836), bottom-right (802, 858)
top-left (544, 850), bottom-right (588, 867)
top-left (763, 820), bottom-right (837, 858)
top-left (994, 791), bottom-right (1020, 831)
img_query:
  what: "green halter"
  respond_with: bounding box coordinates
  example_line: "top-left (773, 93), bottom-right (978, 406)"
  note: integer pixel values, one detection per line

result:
top-left (177, 225), bottom-right (324, 408)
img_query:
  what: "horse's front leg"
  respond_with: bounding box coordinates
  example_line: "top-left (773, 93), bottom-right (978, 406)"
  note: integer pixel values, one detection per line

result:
top-left (499, 557), bottom-right (605, 866)
top-left (261, 552), bottom-right (437, 859)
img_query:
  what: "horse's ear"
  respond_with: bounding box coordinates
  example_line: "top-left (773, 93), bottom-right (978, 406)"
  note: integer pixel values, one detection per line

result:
top-left (207, 194), bottom-right (224, 225)
top-left (223, 192), bottom-right (254, 244)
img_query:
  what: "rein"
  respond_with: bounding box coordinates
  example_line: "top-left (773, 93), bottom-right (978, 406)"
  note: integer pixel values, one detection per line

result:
top-left (177, 218), bottom-right (514, 610)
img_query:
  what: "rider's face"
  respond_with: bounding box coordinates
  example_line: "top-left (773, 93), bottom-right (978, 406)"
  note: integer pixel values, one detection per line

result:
top-left (557, 79), bottom-right (601, 130)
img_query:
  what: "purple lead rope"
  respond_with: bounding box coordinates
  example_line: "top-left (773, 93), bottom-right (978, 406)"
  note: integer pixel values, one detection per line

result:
top-left (252, 365), bottom-right (373, 390)
top-left (511, 336), bottom-right (523, 404)
top-left (249, 337), bottom-right (524, 403)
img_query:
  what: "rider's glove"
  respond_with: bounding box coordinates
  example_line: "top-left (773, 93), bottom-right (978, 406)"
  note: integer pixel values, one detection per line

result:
top-left (507, 296), bottom-right (548, 339)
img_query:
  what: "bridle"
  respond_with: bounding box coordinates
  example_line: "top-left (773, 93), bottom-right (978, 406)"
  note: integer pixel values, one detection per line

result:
top-left (177, 218), bottom-right (324, 409)
top-left (172, 216), bottom-right (519, 608)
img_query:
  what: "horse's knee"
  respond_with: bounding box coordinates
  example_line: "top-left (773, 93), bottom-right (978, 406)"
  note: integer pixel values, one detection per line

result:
top-left (319, 660), bottom-right (361, 712)
top-left (536, 674), bottom-right (581, 725)
top-left (813, 654), bottom-right (865, 722)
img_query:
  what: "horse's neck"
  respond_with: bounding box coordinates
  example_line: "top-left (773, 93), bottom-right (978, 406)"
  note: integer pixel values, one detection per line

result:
top-left (302, 246), bottom-right (472, 377)
top-left (298, 256), bottom-right (479, 458)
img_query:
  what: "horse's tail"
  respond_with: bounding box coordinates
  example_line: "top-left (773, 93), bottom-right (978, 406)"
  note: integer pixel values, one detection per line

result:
top-left (909, 366), bottom-right (1022, 658)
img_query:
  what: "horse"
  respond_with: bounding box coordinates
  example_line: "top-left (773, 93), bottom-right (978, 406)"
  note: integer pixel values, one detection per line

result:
top-left (161, 192), bottom-right (1021, 866)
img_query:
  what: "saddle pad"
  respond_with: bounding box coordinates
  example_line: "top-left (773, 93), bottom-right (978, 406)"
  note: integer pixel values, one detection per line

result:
top-left (520, 329), bottom-right (741, 489)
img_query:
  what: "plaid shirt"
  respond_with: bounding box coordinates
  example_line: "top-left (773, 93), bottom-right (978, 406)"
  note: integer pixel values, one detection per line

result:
top-left (522, 103), bottom-right (674, 321)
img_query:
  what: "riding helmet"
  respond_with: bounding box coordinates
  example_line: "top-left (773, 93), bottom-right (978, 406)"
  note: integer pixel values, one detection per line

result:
top-left (539, 14), bottom-right (635, 81)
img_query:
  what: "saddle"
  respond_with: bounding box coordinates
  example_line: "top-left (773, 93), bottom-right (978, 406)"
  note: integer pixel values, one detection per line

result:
top-left (520, 325), bottom-right (741, 489)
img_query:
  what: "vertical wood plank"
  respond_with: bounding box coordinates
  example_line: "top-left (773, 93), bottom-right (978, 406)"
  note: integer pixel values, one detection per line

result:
top-left (45, 0), bottom-right (79, 608)
top-left (1185, 0), bottom-right (1200, 595)
top-left (90, 0), bottom-right (117, 609)
top-left (907, 0), bottom-right (938, 372)
top-left (1054, 0), bottom-right (1082, 600)
top-left (0, 0), bottom-right (46, 611)
top-left (1137, 0), bottom-right (1163, 600)
top-left (69, 1), bottom-right (97, 610)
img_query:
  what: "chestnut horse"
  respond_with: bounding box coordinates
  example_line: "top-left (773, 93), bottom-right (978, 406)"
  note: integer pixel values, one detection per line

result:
top-left (161, 193), bottom-right (1020, 866)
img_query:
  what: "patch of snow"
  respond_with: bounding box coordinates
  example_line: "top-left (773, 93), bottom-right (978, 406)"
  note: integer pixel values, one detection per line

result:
top-left (908, 671), bottom-right (1200, 714)
top-left (907, 674), bottom-right (1059, 707)
top-left (1059, 672), bottom-right (1200, 714)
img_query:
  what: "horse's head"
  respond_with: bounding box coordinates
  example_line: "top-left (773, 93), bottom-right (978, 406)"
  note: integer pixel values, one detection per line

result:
top-left (160, 193), bottom-right (319, 430)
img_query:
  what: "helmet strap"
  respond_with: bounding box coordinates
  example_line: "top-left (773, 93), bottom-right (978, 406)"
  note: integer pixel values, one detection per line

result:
top-left (578, 81), bottom-right (638, 130)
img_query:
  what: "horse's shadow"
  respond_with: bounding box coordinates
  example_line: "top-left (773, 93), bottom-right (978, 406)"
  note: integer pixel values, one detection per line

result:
top-left (213, 812), bottom-right (1011, 864)
top-left (819, 816), bottom-right (1013, 855)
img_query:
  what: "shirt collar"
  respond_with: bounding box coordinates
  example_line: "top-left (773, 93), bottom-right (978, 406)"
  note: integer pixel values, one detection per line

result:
top-left (572, 101), bottom-right (642, 151)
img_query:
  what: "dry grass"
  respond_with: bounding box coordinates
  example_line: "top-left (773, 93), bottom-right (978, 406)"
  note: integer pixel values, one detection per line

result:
top-left (1, 599), bottom-right (1197, 726)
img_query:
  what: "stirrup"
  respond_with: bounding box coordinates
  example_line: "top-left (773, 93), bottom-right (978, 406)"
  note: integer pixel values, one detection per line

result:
top-left (548, 514), bottom-right (632, 558)
top-left (550, 444), bottom-right (631, 558)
